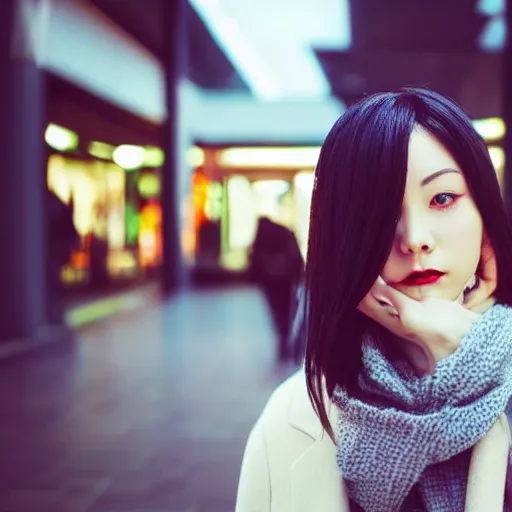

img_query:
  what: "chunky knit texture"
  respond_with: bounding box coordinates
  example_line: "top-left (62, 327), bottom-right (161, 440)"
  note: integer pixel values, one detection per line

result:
top-left (332, 304), bottom-right (512, 512)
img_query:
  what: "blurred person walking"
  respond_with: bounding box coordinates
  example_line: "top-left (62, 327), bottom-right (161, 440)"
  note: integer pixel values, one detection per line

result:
top-left (249, 216), bottom-right (303, 361)
top-left (45, 188), bottom-right (78, 324)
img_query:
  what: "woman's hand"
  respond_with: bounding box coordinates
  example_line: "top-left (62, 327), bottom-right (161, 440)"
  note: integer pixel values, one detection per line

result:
top-left (358, 278), bottom-right (480, 375)
top-left (358, 236), bottom-right (498, 375)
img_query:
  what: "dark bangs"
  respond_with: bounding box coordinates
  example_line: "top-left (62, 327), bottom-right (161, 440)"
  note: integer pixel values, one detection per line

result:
top-left (305, 93), bottom-right (416, 436)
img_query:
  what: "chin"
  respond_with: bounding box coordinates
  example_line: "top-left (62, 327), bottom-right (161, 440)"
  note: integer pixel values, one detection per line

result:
top-left (395, 284), bottom-right (459, 302)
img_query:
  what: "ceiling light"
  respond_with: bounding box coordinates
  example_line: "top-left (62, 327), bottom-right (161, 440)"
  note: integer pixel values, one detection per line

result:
top-left (143, 147), bottom-right (165, 168)
top-left (113, 145), bottom-right (145, 170)
top-left (473, 117), bottom-right (505, 141)
top-left (189, 0), bottom-right (351, 99)
top-left (476, 0), bottom-right (504, 16)
top-left (88, 141), bottom-right (115, 160)
top-left (186, 146), bottom-right (205, 167)
top-left (488, 146), bottom-right (505, 170)
top-left (218, 146), bottom-right (321, 168)
top-left (45, 123), bottom-right (79, 152)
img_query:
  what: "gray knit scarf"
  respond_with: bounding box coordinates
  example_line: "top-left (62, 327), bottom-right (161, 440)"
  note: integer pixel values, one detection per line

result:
top-left (332, 304), bottom-right (512, 512)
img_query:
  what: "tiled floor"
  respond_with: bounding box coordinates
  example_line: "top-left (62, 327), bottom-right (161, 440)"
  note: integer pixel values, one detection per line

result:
top-left (0, 285), bottom-right (297, 512)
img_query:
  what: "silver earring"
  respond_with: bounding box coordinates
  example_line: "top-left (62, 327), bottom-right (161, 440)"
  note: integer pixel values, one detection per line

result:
top-left (463, 275), bottom-right (480, 296)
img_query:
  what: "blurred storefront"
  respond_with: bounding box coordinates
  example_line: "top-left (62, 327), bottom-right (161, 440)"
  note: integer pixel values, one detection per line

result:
top-left (44, 126), bottom-right (508, 289)
top-left (45, 150), bottom-right (167, 291)
top-left (188, 145), bottom-right (317, 276)
top-left (43, 73), bottom-right (509, 288)
top-left (44, 74), bottom-right (166, 293)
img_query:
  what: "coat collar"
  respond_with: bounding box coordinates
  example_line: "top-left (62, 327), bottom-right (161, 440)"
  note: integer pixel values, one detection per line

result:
top-left (288, 367), bottom-right (338, 440)
top-left (287, 369), bottom-right (349, 512)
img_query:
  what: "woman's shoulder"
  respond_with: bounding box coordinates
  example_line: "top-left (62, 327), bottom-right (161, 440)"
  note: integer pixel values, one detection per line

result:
top-left (258, 369), bottom-right (306, 420)
top-left (262, 369), bottom-right (305, 411)
top-left (257, 367), bottom-right (326, 442)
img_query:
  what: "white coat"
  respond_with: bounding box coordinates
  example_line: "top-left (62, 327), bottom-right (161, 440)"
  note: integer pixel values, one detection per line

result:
top-left (235, 369), bottom-right (350, 512)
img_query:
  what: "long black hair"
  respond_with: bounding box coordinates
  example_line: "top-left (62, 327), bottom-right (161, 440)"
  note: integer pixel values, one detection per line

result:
top-left (304, 87), bottom-right (512, 439)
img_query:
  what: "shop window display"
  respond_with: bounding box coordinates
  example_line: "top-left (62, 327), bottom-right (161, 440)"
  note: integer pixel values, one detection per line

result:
top-left (47, 154), bottom-right (134, 287)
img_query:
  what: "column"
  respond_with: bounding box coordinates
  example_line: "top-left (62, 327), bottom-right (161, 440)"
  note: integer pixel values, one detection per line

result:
top-left (504, 0), bottom-right (512, 219)
top-left (0, 0), bottom-right (47, 341)
top-left (161, 0), bottom-right (187, 294)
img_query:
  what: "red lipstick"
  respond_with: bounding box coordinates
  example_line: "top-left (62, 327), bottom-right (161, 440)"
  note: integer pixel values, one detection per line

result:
top-left (399, 269), bottom-right (445, 287)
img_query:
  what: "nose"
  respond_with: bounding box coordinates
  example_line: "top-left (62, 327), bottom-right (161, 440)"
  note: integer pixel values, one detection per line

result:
top-left (397, 214), bottom-right (435, 255)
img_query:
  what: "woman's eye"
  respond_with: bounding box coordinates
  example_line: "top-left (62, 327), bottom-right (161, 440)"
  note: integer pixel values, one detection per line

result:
top-left (432, 193), bottom-right (458, 208)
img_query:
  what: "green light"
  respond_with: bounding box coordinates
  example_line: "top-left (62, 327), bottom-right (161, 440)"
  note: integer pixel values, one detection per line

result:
top-left (138, 173), bottom-right (161, 198)
top-left (143, 146), bottom-right (165, 168)
top-left (88, 141), bottom-right (115, 160)
top-left (125, 203), bottom-right (140, 244)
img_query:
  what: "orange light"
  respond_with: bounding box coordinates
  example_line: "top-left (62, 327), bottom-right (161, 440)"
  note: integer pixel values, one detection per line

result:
top-left (192, 171), bottom-right (209, 230)
top-left (138, 201), bottom-right (162, 267)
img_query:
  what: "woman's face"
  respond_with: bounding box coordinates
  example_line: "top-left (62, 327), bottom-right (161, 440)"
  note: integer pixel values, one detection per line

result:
top-left (381, 127), bottom-right (483, 301)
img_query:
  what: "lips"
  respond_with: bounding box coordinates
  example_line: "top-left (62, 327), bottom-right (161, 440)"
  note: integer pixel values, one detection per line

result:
top-left (400, 269), bottom-right (445, 286)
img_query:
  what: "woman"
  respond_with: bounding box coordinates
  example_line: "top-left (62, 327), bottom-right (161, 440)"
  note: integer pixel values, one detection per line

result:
top-left (235, 88), bottom-right (512, 511)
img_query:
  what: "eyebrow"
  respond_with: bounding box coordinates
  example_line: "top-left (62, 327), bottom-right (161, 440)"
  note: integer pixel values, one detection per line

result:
top-left (421, 168), bottom-right (461, 187)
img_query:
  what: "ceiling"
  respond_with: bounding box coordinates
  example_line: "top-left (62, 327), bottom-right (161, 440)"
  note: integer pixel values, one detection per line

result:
top-left (88, 0), bottom-right (250, 91)
top-left (89, 0), bottom-right (505, 118)
top-left (315, 0), bottom-right (503, 118)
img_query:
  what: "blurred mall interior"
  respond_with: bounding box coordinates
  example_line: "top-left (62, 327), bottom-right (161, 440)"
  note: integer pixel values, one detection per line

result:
top-left (2, 0), bottom-right (511, 340)
top-left (0, 0), bottom-right (511, 510)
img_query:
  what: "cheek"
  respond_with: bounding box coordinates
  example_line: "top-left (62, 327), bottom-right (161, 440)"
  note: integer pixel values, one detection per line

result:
top-left (438, 205), bottom-right (482, 259)
top-left (436, 206), bottom-right (483, 288)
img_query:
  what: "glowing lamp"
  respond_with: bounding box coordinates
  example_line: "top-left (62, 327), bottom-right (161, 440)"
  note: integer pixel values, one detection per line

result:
top-left (488, 146), bottom-right (505, 170)
top-left (473, 117), bottom-right (505, 141)
top-left (88, 141), bottom-right (115, 160)
top-left (113, 145), bottom-right (145, 170)
top-left (45, 123), bottom-right (79, 152)
top-left (217, 146), bottom-right (321, 168)
top-left (143, 147), bottom-right (165, 168)
top-left (186, 146), bottom-right (205, 167)
top-left (138, 173), bottom-right (161, 198)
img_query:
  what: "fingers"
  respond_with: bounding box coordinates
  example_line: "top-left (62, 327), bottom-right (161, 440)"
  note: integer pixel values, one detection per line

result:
top-left (358, 288), bottom-right (399, 321)
top-left (358, 277), bottom-right (441, 376)
top-left (372, 276), bottom-right (412, 317)
top-left (359, 275), bottom-right (483, 377)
